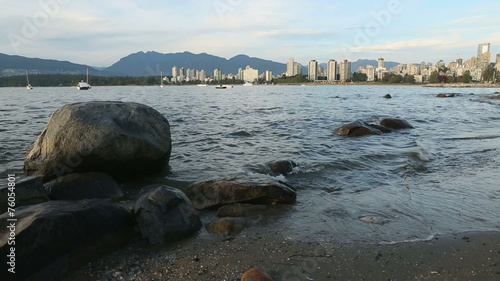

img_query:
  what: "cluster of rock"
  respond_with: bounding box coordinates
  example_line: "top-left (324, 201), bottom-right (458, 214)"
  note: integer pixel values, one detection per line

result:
top-left (333, 117), bottom-right (414, 137)
top-left (0, 101), bottom-right (295, 280)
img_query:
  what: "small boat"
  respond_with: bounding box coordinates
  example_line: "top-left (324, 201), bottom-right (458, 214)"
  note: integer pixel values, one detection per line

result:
top-left (197, 84), bottom-right (208, 87)
top-left (243, 81), bottom-right (253, 86)
top-left (26, 70), bottom-right (33, 90)
top-left (216, 85), bottom-right (227, 89)
top-left (77, 69), bottom-right (91, 90)
top-left (160, 71), bottom-right (165, 87)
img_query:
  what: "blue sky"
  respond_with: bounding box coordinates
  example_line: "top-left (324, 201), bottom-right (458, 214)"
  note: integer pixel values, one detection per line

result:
top-left (1, 0), bottom-right (499, 67)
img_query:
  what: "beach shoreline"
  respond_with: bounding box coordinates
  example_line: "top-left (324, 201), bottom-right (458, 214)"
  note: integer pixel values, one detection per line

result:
top-left (67, 230), bottom-right (500, 280)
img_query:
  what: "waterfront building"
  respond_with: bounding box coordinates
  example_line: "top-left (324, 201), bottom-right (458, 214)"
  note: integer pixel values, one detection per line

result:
top-left (265, 70), bottom-right (273, 82)
top-left (496, 54), bottom-right (500, 71)
top-left (308, 60), bottom-right (318, 81)
top-left (378, 58), bottom-right (385, 69)
top-left (477, 43), bottom-right (490, 58)
top-left (286, 58), bottom-right (295, 77)
top-left (214, 68), bottom-right (222, 81)
top-left (366, 65), bottom-right (375, 82)
top-left (242, 65), bottom-right (258, 83)
top-left (327, 59), bottom-right (337, 82)
top-left (339, 60), bottom-right (351, 82)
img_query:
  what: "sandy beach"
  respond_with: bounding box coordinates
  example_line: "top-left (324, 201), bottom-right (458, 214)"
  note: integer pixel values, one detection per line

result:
top-left (67, 230), bottom-right (500, 281)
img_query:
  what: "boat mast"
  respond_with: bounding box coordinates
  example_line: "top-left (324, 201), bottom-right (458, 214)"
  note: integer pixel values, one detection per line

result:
top-left (26, 70), bottom-right (30, 85)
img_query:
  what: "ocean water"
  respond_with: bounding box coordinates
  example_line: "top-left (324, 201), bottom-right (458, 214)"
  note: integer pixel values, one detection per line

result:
top-left (1, 85), bottom-right (499, 243)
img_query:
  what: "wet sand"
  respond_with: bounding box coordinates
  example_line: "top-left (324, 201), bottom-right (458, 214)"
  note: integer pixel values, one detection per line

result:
top-left (67, 230), bottom-right (500, 281)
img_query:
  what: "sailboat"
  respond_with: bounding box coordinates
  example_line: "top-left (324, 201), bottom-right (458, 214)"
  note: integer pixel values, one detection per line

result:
top-left (26, 70), bottom-right (33, 90)
top-left (77, 68), bottom-right (91, 90)
top-left (160, 71), bottom-right (165, 87)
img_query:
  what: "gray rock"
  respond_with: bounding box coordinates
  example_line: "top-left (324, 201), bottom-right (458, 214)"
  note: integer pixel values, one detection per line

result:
top-left (186, 176), bottom-right (297, 210)
top-left (217, 203), bottom-right (268, 217)
top-left (133, 185), bottom-right (201, 245)
top-left (24, 101), bottom-right (172, 181)
top-left (0, 176), bottom-right (48, 213)
top-left (0, 199), bottom-right (134, 280)
top-left (333, 120), bottom-right (383, 137)
top-left (44, 172), bottom-right (123, 200)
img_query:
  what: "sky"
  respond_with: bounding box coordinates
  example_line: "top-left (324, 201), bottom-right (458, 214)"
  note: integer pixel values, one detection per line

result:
top-left (1, 0), bottom-right (500, 67)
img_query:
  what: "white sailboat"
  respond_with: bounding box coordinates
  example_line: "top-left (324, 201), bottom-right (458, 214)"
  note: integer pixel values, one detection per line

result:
top-left (77, 68), bottom-right (91, 90)
top-left (26, 70), bottom-right (33, 90)
top-left (160, 71), bottom-right (164, 87)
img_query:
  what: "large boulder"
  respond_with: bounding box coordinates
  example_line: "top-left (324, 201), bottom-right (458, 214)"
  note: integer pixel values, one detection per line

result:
top-left (0, 199), bottom-right (134, 280)
top-left (24, 101), bottom-right (172, 182)
top-left (133, 185), bottom-right (201, 245)
top-left (185, 176), bottom-right (297, 210)
top-left (44, 172), bottom-right (123, 200)
top-left (333, 120), bottom-right (383, 137)
top-left (379, 118), bottom-right (414, 130)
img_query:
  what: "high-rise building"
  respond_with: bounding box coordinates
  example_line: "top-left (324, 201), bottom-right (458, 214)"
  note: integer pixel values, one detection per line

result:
top-left (479, 52), bottom-right (491, 69)
top-left (477, 43), bottom-right (490, 58)
top-left (294, 63), bottom-right (302, 75)
top-left (366, 65), bottom-right (375, 82)
top-left (378, 58), bottom-right (385, 69)
top-left (287, 58), bottom-right (295, 77)
top-left (339, 60), bottom-right (351, 82)
top-left (172, 66), bottom-right (178, 78)
top-left (265, 70), bottom-right (273, 82)
top-left (242, 65), bottom-right (258, 83)
top-left (496, 54), bottom-right (500, 71)
top-left (308, 60), bottom-right (318, 81)
top-left (214, 68), bottom-right (222, 81)
top-left (327, 59), bottom-right (337, 82)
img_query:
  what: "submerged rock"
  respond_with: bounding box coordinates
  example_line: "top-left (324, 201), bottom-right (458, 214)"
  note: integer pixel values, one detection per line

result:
top-left (379, 118), bottom-right (414, 130)
top-left (206, 217), bottom-right (248, 235)
top-left (266, 160), bottom-right (297, 175)
top-left (133, 185), bottom-right (201, 244)
top-left (0, 199), bottom-right (134, 280)
top-left (333, 120), bottom-right (383, 137)
top-left (24, 101), bottom-right (172, 182)
top-left (185, 176), bottom-right (297, 210)
top-left (383, 94), bottom-right (392, 99)
top-left (44, 172), bottom-right (123, 200)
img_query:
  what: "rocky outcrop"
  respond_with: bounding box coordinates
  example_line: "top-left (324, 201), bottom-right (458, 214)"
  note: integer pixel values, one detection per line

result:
top-left (185, 177), bottom-right (297, 210)
top-left (133, 185), bottom-right (201, 245)
top-left (0, 199), bottom-right (134, 280)
top-left (334, 118), bottom-right (413, 137)
top-left (333, 120), bottom-right (383, 137)
top-left (379, 118), bottom-right (414, 130)
top-left (44, 172), bottom-right (123, 200)
top-left (24, 101), bottom-right (172, 182)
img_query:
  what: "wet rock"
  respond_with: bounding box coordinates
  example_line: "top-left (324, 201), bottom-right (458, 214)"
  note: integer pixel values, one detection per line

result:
top-left (266, 160), bottom-right (297, 175)
top-left (0, 176), bottom-right (48, 212)
top-left (133, 185), bottom-right (201, 244)
top-left (185, 176), bottom-right (297, 210)
top-left (241, 267), bottom-right (273, 281)
top-left (436, 93), bottom-right (447, 97)
top-left (379, 118), bottom-right (414, 130)
top-left (44, 172), bottom-right (123, 200)
top-left (333, 120), bottom-right (383, 137)
top-left (24, 101), bottom-right (172, 182)
top-left (206, 217), bottom-right (248, 235)
top-left (0, 199), bottom-right (134, 280)
top-left (217, 203), bottom-right (267, 217)
top-left (383, 94), bottom-right (392, 99)
top-left (367, 124), bottom-right (393, 133)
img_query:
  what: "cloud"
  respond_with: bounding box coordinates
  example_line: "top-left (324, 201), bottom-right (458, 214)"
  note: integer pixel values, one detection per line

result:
top-left (444, 15), bottom-right (487, 25)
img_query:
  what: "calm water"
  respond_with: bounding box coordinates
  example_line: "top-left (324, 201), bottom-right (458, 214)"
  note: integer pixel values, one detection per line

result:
top-left (1, 85), bottom-right (499, 243)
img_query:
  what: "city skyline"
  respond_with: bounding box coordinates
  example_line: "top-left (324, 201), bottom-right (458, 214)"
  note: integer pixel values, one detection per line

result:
top-left (1, 0), bottom-right (499, 67)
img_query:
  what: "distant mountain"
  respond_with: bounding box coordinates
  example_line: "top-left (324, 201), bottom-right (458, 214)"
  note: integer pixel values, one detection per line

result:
top-left (104, 51), bottom-right (287, 76)
top-left (0, 53), bottom-right (108, 77)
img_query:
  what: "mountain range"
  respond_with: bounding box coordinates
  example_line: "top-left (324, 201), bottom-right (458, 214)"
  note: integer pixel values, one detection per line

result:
top-left (0, 52), bottom-right (400, 77)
